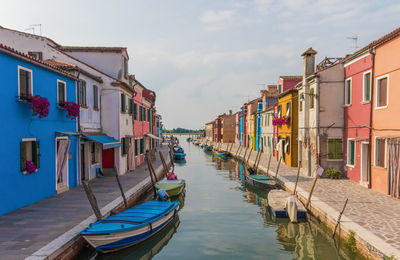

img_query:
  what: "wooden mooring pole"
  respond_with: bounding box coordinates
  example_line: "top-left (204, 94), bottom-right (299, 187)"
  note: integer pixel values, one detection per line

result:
top-left (255, 151), bottom-right (262, 171)
top-left (305, 168), bottom-right (324, 210)
top-left (146, 154), bottom-right (158, 199)
top-left (246, 149), bottom-right (252, 167)
top-left (242, 147), bottom-right (248, 161)
top-left (82, 180), bottom-right (102, 221)
top-left (266, 153), bottom-right (272, 174)
top-left (159, 151), bottom-right (170, 177)
top-left (114, 167), bottom-right (128, 209)
top-left (275, 157), bottom-right (282, 177)
top-left (293, 161), bottom-right (302, 195)
top-left (332, 198), bottom-right (349, 238)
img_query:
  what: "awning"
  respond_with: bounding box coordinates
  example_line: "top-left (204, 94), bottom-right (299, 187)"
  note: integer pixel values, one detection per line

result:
top-left (83, 134), bottom-right (122, 149)
top-left (56, 131), bottom-right (80, 136)
top-left (145, 133), bottom-right (162, 141)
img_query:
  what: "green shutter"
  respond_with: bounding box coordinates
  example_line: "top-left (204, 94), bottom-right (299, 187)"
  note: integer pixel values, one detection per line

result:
top-left (135, 140), bottom-right (138, 156)
top-left (134, 103), bottom-right (137, 120)
top-left (20, 141), bottom-right (27, 172)
top-left (336, 140), bottom-right (343, 158)
top-left (121, 93), bottom-right (126, 112)
top-left (365, 73), bottom-right (371, 101)
top-left (350, 141), bottom-right (355, 165)
top-left (33, 141), bottom-right (40, 169)
top-left (328, 139), bottom-right (334, 159)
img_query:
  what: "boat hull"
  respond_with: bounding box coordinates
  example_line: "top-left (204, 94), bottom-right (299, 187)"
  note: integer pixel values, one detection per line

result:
top-left (174, 153), bottom-right (186, 160)
top-left (245, 175), bottom-right (278, 190)
top-left (155, 180), bottom-right (186, 197)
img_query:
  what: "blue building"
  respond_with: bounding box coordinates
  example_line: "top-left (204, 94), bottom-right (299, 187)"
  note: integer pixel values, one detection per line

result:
top-left (256, 100), bottom-right (263, 151)
top-left (0, 44), bottom-right (79, 215)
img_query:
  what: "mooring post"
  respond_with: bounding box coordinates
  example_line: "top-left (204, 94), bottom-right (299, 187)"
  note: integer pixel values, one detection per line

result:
top-left (114, 166), bottom-right (128, 209)
top-left (332, 198), bottom-right (349, 238)
top-left (82, 180), bottom-right (102, 221)
top-left (242, 147), bottom-right (248, 161)
top-left (293, 161), bottom-right (302, 195)
top-left (255, 151), bottom-right (262, 171)
top-left (266, 153), bottom-right (272, 175)
top-left (146, 154), bottom-right (158, 199)
top-left (159, 151), bottom-right (169, 178)
top-left (275, 157), bottom-right (282, 177)
top-left (305, 167), bottom-right (324, 210)
top-left (246, 149), bottom-right (252, 167)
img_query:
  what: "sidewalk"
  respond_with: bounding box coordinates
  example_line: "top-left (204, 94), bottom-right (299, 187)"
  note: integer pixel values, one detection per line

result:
top-left (219, 142), bottom-right (400, 259)
top-left (0, 145), bottom-right (171, 260)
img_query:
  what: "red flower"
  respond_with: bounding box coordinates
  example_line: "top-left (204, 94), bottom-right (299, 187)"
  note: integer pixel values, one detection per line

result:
top-left (62, 102), bottom-right (80, 120)
top-left (29, 95), bottom-right (50, 118)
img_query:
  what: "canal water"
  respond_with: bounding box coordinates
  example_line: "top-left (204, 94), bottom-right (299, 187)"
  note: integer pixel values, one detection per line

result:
top-left (77, 137), bottom-right (363, 260)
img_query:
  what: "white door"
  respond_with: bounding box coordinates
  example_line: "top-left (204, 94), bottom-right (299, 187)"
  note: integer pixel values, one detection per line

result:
top-left (56, 138), bottom-right (70, 192)
top-left (361, 142), bottom-right (369, 184)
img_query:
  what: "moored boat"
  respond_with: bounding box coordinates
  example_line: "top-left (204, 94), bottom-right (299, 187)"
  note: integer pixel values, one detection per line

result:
top-left (268, 190), bottom-right (306, 222)
top-left (174, 152), bottom-right (186, 160)
top-left (204, 145), bottom-right (213, 151)
top-left (155, 179), bottom-right (186, 197)
top-left (215, 150), bottom-right (230, 157)
top-left (245, 174), bottom-right (278, 189)
top-left (81, 200), bottom-right (180, 253)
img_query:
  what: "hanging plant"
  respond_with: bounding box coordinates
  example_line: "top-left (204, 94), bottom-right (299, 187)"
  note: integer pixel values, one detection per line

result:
top-left (61, 101), bottom-right (80, 119)
top-left (29, 95), bottom-right (50, 118)
top-left (273, 116), bottom-right (290, 126)
top-left (272, 118), bottom-right (278, 125)
top-left (26, 160), bottom-right (37, 173)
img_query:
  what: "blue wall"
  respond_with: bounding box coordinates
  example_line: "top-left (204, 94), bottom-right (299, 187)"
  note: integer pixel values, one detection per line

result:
top-left (256, 100), bottom-right (262, 151)
top-left (0, 52), bottom-right (78, 215)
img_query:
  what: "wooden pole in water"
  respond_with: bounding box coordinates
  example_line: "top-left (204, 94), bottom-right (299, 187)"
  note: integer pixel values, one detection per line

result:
top-left (332, 198), bottom-right (349, 238)
top-left (82, 180), bottom-right (102, 221)
top-left (169, 150), bottom-right (175, 172)
top-left (255, 151), bottom-right (261, 171)
top-left (159, 151), bottom-right (169, 177)
top-left (242, 147), bottom-right (248, 161)
top-left (114, 167), bottom-right (128, 209)
top-left (146, 154), bottom-right (158, 199)
top-left (293, 161), bottom-right (302, 195)
top-left (235, 145), bottom-right (241, 157)
top-left (305, 174), bottom-right (321, 210)
top-left (275, 157), bottom-right (282, 177)
top-left (266, 153), bottom-right (272, 175)
top-left (246, 149), bottom-right (252, 167)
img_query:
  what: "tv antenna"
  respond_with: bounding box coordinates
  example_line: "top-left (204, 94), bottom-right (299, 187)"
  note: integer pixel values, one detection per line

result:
top-left (346, 35), bottom-right (359, 52)
top-left (25, 24), bottom-right (42, 35)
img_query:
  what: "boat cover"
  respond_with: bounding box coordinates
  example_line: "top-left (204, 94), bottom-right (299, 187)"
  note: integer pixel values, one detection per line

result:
top-left (247, 175), bottom-right (272, 181)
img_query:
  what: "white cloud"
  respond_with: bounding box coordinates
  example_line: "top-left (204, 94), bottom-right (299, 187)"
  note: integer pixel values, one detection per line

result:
top-left (200, 10), bottom-right (236, 23)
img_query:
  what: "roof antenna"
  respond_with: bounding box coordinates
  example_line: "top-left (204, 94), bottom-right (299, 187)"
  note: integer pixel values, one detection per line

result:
top-left (25, 27), bottom-right (35, 34)
top-left (346, 35), bottom-right (359, 52)
top-left (30, 24), bottom-right (42, 35)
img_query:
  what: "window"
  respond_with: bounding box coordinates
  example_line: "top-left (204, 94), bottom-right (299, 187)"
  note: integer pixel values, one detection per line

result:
top-left (140, 139), bottom-right (144, 154)
top-left (278, 84), bottom-right (282, 94)
top-left (277, 105), bottom-right (281, 118)
top-left (347, 139), bottom-right (355, 166)
top-left (28, 52), bottom-right (42, 60)
top-left (18, 66), bottom-right (32, 98)
top-left (91, 142), bottom-right (100, 165)
top-left (20, 139), bottom-right (40, 173)
top-left (299, 100), bottom-right (303, 112)
top-left (134, 103), bottom-right (138, 120)
top-left (128, 99), bottom-right (133, 114)
top-left (139, 106), bottom-right (143, 121)
top-left (121, 137), bottom-right (129, 155)
top-left (135, 139), bottom-right (138, 156)
top-left (344, 79), bottom-right (351, 105)
top-left (77, 80), bottom-right (87, 106)
top-left (93, 85), bottom-right (99, 109)
top-left (121, 93), bottom-right (126, 112)
top-left (123, 56), bottom-right (128, 78)
top-left (310, 88), bottom-right (315, 108)
top-left (376, 76), bottom-right (388, 108)
top-left (57, 80), bottom-right (66, 105)
top-left (363, 71), bottom-right (371, 102)
top-left (328, 139), bottom-right (342, 160)
top-left (286, 102), bottom-right (290, 117)
top-left (375, 138), bottom-right (386, 168)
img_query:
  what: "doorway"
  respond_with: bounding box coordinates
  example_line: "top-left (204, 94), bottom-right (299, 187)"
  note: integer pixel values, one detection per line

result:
top-left (56, 137), bottom-right (70, 193)
top-left (102, 148), bottom-right (115, 168)
top-left (80, 144), bottom-right (86, 181)
top-left (361, 142), bottom-right (369, 184)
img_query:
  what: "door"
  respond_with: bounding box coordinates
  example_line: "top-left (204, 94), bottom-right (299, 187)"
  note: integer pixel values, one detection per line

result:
top-left (56, 138), bottom-right (70, 191)
top-left (102, 148), bottom-right (114, 168)
top-left (80, 144), bottom-right (86, 181)
top-left (361, 142), bottom-right (369, 184)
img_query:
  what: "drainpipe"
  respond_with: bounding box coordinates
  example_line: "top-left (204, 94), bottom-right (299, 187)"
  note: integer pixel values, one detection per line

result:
top-left (368, 48), bottom-right (376, 189)
top-left (316, 75), bottom-right (321, 166)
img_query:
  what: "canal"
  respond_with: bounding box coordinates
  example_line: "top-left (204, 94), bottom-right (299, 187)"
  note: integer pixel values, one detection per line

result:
top-left (77, 137), bottom-right (363, 260)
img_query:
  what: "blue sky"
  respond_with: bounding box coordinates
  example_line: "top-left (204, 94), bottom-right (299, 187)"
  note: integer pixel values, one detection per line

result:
top-left (1, 0), bottom-right (399, 129)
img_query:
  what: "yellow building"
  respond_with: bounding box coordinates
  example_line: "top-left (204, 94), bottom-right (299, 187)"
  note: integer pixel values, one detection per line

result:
top-left (277, 89), bottom-right (298, 167)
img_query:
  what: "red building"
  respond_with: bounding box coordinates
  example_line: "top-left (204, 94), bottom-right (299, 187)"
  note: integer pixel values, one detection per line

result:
top-left (278, 76), bottom-right (302, 94)
top-left (342, 49), bottom-right (373, 186)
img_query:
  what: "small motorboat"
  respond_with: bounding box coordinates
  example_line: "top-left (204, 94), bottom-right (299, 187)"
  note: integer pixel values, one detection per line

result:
top-left (81, 200), bottom-right (180, 253)
top-left (174, 146), bottom-right (184, 154)
top-left (216, 150), bottom-right (230, 157)
top-left (245, 174), bottom-right (278, 189)
top-left (155, 179), bottom-right (185, 197)
top-left (268, 190), bottom-right (306, 222)
top-left (204, 145), bottom-right (213, 151)
top-left (174, 152), bottom-right (186, 160)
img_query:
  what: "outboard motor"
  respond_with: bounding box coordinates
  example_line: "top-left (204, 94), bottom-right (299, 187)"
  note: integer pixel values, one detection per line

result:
top-left (157, 189), bottom-right (170, 201)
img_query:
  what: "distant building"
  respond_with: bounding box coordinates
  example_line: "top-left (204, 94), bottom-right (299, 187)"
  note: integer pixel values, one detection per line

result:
top-left (205, 121), bottom-right (214, 142)
top-left (221, 111), bottom-right (236, 143)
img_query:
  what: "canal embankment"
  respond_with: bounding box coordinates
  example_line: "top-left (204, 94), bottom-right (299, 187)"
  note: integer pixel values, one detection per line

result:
top-left (0, 145), bottom-right (172, 260)
top-left (207, 141), bottom-right (400, 260)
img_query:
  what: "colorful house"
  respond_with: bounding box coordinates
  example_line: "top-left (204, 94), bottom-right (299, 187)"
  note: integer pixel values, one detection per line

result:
top-left (235, 112), bottom-right (240, 144)
top-left (276, 89), bottom-right (298, 167)
top-left (342, 47), bottom-right (373, 186)
top-left (205, 121), bottom-right (214, 142)
top-left (245, 98), bottom-right (261, 150)
top-left (260, 106), bottom-right (275, 155)
top-left (240, 106), bottom-right (247, 146)
top-left (221, 112), bottom-right (236, 143)
top-left (258, 86), bottom-right (278, 152)
top-left (0, 44), bottom-right (79, 215)
top-left (370, 28), bottom-right (400, 198)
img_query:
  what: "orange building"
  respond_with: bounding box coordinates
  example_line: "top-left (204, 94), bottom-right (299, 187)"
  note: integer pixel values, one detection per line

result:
top-left (371, 28), bottom-right (400, 198)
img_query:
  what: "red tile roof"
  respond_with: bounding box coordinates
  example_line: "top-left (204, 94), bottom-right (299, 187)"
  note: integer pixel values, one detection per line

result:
top-left (0, 44), bottom-right (76, 79)
top-left (59, 46), bottom-right (127, 53)
top-left (279, 75), bottom-right (302, 80)
top-left (44, 59), bottom-right (103, 83)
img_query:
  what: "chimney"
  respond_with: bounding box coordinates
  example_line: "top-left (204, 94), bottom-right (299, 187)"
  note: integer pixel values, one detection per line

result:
top-left (301, 47), bottom-right (317, 78)
top-left (229, 110), bottom-right (232, 115)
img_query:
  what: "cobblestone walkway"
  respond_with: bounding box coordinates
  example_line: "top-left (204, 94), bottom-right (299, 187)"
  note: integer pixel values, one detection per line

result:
top-left (233, 144), bottom-right (400, 258)
top-left (0, 145), bottom-right (170, 260)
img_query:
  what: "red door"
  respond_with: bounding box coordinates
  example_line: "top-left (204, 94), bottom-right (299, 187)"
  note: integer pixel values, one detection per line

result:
top-left (102, 148), bottom-right (114, 168)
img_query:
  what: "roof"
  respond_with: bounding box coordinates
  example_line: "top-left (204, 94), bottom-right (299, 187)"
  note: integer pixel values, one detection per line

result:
top-left (0, 26), bottom-right (61, 48)
top-left (301, 47), bottom-right (317, 56)
top-left (59, 46), bottom-right (127, 53)
top-left (0, 44), bottom-right (76, 80)
top-left (279, 75), bottom-right (302, 80)
top-left (278, 88), bottom-right (298, 98)
top-left (44, 59), bottom-right (103, 83)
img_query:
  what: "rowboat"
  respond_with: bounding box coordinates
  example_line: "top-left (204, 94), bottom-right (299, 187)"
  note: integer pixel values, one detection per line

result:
top-left (174, 152), bottom-right (186, 160)
top-left (81, 200), bottom-right (180, 253)
top-left (268, 190), bottom-right (306, 222)
top-left (204, 145), bottom-right (213, 151)
top-left (174, 146), bottom-right (184, 153)
top-left (246, 174), bottom-right (278, 189)
top-left (155, 179), bottom-right (186, 197)
top-left (216, 150), bottom-right (230, 157)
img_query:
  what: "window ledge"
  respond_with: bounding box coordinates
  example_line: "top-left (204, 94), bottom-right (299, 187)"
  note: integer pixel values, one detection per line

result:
top-left (327, 159), bottom-right (344, 161)
top-left (80, 105), bottom-right (88, 109)
top-left (375, 106), bottom-right (388, 110)
top-left (346, 164), bottom-right (355, 168)
top-left (361, 101), bottom-right (371, 104)
top-left (93, 107), bottom-right (99, 111)
top-left (343, 104), bottom-right (352, 107)
top-left (16, 96), bottom-right (32, 104)
top-left (22, 169), bottom-right (38, 174)
top-left (91, 163), bottom-right (101, 167)
top-left (373, 165), bottom-right (386, 169)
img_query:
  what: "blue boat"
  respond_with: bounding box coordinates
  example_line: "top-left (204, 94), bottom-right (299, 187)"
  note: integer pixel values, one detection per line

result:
top-left (216, 150), bottom-right (230, 157)
top-left (174, 152), bottom-right (186, 160)
top-left (174, 146), bottom-right (184, 154)
top-left (81, 200), bottom-right (180, 253)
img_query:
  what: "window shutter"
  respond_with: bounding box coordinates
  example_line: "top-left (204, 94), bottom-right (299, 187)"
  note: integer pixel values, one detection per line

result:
top-left (379, 78), bottom-right (387, 107)
top-left (328, 139), bottom-right (334, 159)
top-left (365, 73), bottom-right (371, 101)
top-left (121, 93), bottom-right (125, 112)
top-left (77, 82), bottom-right (81, 105)
top-left (336, 140), bottom-right (343, 158)
top-left (33, 141), bottom-right (40, 169)
top-left (20, 141), bottom-right (27, 172)
top-left (83, 82), bottom-right (87, 105)
top-left (134, 103), bottom-right (137, 120)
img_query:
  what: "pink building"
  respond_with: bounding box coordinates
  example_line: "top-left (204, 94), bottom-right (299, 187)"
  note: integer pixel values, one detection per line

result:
top-left (343, 49), bottom-right (373, 186)
top-left (278, 76), bottom-right (302, 94)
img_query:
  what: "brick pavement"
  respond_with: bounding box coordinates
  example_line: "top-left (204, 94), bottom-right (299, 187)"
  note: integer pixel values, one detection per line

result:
top-left (0, 145), bottom-right (171, 260)
top-left (216, 142), bottom-right (400, 259)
